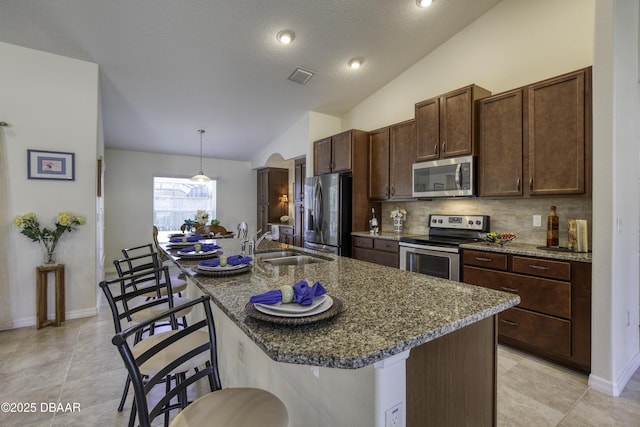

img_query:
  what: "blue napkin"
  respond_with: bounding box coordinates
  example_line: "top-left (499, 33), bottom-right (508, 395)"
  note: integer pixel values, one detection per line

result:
top-left (180, 243), bottom-right (221, 253)
top-left (170, 234), bottom-right (203, 243)
top-left (250, 280), bottom-right (326, 306)
top-left (199, 254), bottom-right (252, 267)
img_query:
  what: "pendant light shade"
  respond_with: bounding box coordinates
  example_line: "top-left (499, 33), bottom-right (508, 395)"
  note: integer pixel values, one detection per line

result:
top-left (191, 129), bottom-right (211, 182)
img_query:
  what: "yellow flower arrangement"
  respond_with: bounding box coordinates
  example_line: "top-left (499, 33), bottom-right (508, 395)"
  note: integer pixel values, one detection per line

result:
top-left (13, 211), bottom-right (85, 263)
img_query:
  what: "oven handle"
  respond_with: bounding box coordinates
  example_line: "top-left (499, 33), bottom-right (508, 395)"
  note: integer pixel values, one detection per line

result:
top-left (399, 242), bottom-right (460, 254)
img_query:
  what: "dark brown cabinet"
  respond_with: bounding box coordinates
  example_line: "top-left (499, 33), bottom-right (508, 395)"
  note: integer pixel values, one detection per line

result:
top-left (257, 167), bottom-right (288, 235)
top-left (352, 236), bottom-right (399, 268)
top-left (527, 68), bottom-right (590, 196)
top-left (462, 249), bottom-right (591, 372)
top-left (478, 67), bottom-right (591, 197)
top-left (369, 120), bottom-right (415, 201)
top-left (477, 89), bottom-right (524, 197)
top-left (313, 129), bottom-right (367, 175)
top-left (415, 85), bottom-right (490, 162)
top-left (313, 129), bottom-right (375, 234)
top-left (293, 158), bottom-right (305, 247)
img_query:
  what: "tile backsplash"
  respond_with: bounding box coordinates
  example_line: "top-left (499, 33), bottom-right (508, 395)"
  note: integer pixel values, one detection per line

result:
top-left (380, 197), bottom-right (592, 248)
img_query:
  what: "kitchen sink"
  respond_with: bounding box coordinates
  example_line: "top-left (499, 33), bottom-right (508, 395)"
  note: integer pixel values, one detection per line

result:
top-left (262, 255), bottom-right (328, 265)
top-left (255, 250), bottom-right (302, 260)
top-left (255, 249), bottom-right (332, 265)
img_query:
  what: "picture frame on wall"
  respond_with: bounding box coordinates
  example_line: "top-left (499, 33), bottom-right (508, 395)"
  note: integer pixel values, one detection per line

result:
top-left (27, 149), bottom-right (75, 181)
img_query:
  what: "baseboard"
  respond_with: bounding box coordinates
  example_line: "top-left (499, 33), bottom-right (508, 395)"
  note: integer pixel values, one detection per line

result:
top-left (5, 307), bottom-right (98, 330)
top-left (589, 351), bottom-right (640, 396)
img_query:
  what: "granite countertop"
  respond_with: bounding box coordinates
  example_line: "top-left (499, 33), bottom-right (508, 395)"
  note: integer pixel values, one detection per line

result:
top-left (163, 239), bottom-right (519, 369)
top-left (460, 241), bottom-right (592, 263)
top-left (351, 231), bottom-right (417, 241)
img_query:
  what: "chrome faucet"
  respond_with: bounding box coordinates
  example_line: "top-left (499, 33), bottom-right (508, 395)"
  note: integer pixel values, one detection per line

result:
top-left (244, 229), bottom-right (273, 255)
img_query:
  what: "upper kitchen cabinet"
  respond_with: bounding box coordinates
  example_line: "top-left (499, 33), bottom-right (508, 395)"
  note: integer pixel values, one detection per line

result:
top-left (257, 167), bottom-right (288, 235)
top-left (369, 120), bottom-right (415, 200)
top-left (415, 84), bottom-right (491, 162)
top-left (313, 129), bottom-right (368, 175)
top-left (477, 67), bottom-right (591, 198)
top-left (527, 67), bottom-right (591, 196)
top-left (478, 89), bottom-right (525, 197)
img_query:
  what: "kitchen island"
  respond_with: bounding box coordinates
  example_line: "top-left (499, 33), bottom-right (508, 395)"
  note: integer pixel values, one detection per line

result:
top-left (163, 239), bottom-right (519, 427)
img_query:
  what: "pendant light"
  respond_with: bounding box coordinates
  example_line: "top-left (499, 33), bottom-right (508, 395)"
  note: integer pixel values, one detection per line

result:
top-left (191, 129), bottom-right (211, 182)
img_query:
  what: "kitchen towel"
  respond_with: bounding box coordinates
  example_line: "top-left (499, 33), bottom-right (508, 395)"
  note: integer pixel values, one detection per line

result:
top-left (249, 280), bottom-right (326, 306)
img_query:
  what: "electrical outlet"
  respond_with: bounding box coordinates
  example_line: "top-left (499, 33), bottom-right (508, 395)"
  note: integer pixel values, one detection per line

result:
top-left (238, 341), bottom-right (245, 364)
top-left (533, 215), bottom-right (542, 227)
top-left (385, 403), bottom-right (402, 427)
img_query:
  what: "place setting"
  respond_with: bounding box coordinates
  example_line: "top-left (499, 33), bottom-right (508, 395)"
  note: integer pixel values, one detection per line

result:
top-left (167, 234), bottom-right (205, 249)
top-left (193, 254), bottom-right (253, 276)
top-left (176, 243), bottom-right (221, 260)
top-left (245, 280), bottom-right (343, 325)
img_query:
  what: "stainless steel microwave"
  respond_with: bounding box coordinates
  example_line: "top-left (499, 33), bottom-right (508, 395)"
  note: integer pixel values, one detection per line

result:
top-left (412, 155), bottom-right (476, 198)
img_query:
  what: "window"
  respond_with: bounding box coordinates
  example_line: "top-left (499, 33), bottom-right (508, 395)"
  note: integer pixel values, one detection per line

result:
top-left (153, 177), bottom-right (216, 240)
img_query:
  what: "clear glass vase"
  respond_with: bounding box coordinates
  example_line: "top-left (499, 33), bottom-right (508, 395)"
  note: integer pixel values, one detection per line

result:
top-left (41, 236), bottom-right (57, 265)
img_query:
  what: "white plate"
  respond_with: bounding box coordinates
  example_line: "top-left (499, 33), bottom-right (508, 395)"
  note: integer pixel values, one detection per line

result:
top-left (254, 296), bottom-right (333, 318)
top-left (197, 263), bottom-right (248, 271)
top-left (255, 294), bottom-right (328, 314)
top-left (178, 249), bottom-right (219, 256)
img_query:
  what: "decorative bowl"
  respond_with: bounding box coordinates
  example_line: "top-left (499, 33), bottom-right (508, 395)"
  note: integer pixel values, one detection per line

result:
top-left (482, 232), bottom-right (517, 245)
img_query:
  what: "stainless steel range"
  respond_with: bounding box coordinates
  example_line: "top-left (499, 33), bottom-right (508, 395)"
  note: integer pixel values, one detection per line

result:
top-left (399, 214), bottom-right (490, 281)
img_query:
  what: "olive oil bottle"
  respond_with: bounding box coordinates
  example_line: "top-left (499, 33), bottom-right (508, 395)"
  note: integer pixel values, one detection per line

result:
top-left (546, 206), bottom-right (559, 247)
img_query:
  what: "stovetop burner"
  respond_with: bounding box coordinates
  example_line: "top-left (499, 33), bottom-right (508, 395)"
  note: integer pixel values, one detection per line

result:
top-left (400, 214), bottom-right (490, 248)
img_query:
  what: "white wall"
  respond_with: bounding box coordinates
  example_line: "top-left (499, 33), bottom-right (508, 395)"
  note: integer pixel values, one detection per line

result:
top-left (103, 149), bottom-right (255, 268)
top-left (1, 42), bottom-right (100, 328)
top-left (342, 0), bottom-right (594, 131)
top-left (252, 111), bottom-right (341, 172)
top-left (590, 0), bottom-right (640, 395)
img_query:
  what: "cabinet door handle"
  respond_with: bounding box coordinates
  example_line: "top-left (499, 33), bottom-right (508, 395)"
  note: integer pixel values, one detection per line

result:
top-left (529, 265), bottom-right (550, 270)
top-left (474, 257), bottom-right (493, 262)
top-left (390, 187), bottom-right (395, 196)
top-left (500, 286), bottom-right (520, 294)
top-left (500, 319), bottom-right (519, 327)
top-left (434, 143), bottom-right (439, 157)
top-left (516, 177), bottom-right (520, 191)
top-left (442, 142), bottom-right (446, 153)
top-left (529, 177), bottom-right (533, 190)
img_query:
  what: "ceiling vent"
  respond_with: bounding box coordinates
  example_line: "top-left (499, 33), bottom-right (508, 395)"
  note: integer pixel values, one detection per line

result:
top-left (287, 67), bottom-right (315, 85)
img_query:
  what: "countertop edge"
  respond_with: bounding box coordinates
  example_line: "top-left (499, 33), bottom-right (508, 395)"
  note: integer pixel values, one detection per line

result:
top-left (460, 242), bottom-right (592, 263)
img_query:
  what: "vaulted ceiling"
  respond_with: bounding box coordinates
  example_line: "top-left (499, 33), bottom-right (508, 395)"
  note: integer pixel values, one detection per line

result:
top-left (0, 0), bottom-right (501, 160)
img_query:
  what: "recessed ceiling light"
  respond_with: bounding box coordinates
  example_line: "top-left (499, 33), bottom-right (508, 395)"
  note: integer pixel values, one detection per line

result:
top-left (276, 30), bottom-right (295, 44)
top-left (416, 0), bottom-right (434, 7)
top-left (348, 58), bottom-right (363, 70)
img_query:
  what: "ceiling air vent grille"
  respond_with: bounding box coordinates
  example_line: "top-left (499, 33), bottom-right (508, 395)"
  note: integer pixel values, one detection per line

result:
top-left (287, 67), bottom-right (315, 85)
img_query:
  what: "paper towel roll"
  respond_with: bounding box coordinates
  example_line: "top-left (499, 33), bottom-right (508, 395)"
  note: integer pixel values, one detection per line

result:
top-left (270, 224), bottom-right (279, 240)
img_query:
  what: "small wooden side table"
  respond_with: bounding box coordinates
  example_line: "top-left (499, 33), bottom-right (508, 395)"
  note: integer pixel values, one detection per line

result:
top-left (36, 264), bottom-right (65, 329)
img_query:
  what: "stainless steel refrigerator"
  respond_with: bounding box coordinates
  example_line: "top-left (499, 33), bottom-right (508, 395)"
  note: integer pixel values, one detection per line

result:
top-left (303, 173), bottom-right (352, 256)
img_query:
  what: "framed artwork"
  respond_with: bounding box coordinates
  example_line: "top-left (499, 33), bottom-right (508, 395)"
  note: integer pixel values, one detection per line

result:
top-left (27, 149), bottom-right (75, 181)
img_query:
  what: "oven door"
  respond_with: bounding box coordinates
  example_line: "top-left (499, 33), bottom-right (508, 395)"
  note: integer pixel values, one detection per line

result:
top-left (399, 243), bottom-right (460, 281)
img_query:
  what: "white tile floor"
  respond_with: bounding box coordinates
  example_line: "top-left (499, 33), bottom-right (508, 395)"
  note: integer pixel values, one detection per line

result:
top-left (0, 294), bottom-right (639, 427)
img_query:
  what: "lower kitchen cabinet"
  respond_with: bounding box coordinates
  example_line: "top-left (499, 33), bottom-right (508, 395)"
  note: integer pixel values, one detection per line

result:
top-left (352, 236), bottom-right (399, 268)
top-left (462, 249), bottom-right (591, 372)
